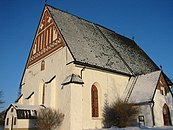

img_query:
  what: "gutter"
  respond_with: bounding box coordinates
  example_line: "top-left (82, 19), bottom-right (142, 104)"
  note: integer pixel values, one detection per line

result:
top-left (74, 61), bottom-right (132, 77)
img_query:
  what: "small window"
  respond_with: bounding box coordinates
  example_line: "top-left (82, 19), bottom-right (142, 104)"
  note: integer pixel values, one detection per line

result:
top-left (138, 115), bottom-right (144, 122)
top-left (160, 89), bottom-right (164, 95)
top-left (31, 110), bottom-right (37, 119)
top-left (6, 118), bottom-right (9, 125)
top-left (138, 115), bottom-right (145, 127)
top-left (11, 108), bottom-right (14, 112)
top-left (160, 87), bottom-right (165, 95)
top-left (41, 60), bottom-right (45, 71)
top-left (14, 117), bottom-right (17, 125)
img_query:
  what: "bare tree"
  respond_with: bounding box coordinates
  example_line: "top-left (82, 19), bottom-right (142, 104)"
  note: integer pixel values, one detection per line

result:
top-left (0, 90), bottom-right (5, 126)
top-left (35, 108), bottom-right (64, 130)
top-left (0, 90), bottom-right (4, 108)
top-left (0, 110), bottom-right (5, 126)
top-left (102, 98), bottom-right (140, 128)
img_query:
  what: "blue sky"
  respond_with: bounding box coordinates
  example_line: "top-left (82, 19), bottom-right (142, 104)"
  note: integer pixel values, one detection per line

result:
top-left (0, 0), bottom-right (173, 111)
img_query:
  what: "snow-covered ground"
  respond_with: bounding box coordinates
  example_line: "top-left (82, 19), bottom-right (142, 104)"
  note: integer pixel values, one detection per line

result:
top-left (85, 126), bottom-right (173, 130)
top-left (0, 126), bottom-right (4, 130)
top-left (108, 126), bottom-right (173, 130)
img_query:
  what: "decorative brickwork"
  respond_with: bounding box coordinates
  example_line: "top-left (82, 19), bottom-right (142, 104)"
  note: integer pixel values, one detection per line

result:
top-left (27, 9), bottom-right (65, 67)
top-left (157, 74), bottom-right (170, 96)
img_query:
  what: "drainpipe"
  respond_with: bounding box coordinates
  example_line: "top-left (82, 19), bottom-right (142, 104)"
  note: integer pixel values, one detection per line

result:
top-left (80, 67), bottom-right (86, 79)
top-left (150, 101), bottom-right (155, 126)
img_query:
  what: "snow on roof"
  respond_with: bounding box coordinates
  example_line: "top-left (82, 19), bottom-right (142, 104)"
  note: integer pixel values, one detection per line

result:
top-left (128, 71), bottom-right (161, 103)
top-left (47, 5), bottom-right (159, 75)
top-left (11, 104), bottom-right (44, 110)
top-left (61, 74), bottom-right (84, 85)
top-left (98, 27), bottom-right (159, 75)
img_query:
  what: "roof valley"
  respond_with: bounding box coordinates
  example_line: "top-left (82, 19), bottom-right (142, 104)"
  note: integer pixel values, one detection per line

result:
top-left (94, 24), bottom-right (134, 76)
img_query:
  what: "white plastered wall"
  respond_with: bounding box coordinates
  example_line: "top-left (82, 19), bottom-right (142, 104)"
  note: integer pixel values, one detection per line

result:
top-left (138, 104), bottom-right (154, 127)
top-left (18, 42), bottom-right (132, 130)
top-left (20, 45), bottom-right (74, 106)
top-left (5, 106), bottom-right (17, 129)
top-left (4, 106), bottom-right (36, 129)
top-left (18, 46), bottom-right (75, 130)
top-left (73, 66), bottom-right (130, 129)
top-left (153, 90), bottom-right (173, 126)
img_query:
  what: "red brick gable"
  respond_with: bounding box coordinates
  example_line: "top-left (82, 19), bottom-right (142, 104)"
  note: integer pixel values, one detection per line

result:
top-left (27, 8), bottom-right (65, 67)
top-left (157, 73), bottom-right (170, 96)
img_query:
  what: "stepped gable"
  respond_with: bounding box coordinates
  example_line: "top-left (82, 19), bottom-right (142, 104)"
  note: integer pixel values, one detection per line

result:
top-left (47, 5), bottom-right (159, 75)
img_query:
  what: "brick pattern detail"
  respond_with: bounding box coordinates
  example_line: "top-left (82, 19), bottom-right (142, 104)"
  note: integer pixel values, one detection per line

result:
top-left (27, 9), bottom-right (65, 67)
top-left (156, 74), bottom-right (170, 96)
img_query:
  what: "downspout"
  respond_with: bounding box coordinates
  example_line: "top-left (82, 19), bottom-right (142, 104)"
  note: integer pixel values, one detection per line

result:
top-left (80, 67), bottom-right (86, 79)
top-left (150, 101), bottom-right (155, 126)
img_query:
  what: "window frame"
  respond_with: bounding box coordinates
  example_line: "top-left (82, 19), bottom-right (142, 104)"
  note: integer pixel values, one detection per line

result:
top-left (91, 85), bottom-right (99, 117)
top-left (41, 60), bottom-right (45, 71)
top-left (14, 117), bottom-right (17, 125)
top-left (6, 118), bottom-right (9, 125)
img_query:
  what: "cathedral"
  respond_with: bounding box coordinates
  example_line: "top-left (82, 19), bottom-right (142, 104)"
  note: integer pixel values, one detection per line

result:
top-left (4, 5), bottom-right (173, 130)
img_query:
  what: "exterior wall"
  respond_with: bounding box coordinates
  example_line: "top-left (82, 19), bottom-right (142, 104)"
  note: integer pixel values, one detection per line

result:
top-left (153, 74), bottom-right (173, 126)
top-left (9, 44), bottom-right (173, 130)
top-left (58, 83), bottom-right (71, 130)
top-left (70, 83), bottom-right (83, 130)
top-left (5, 106), bottom-right (18, 130)
top-left (17, 49), bottom-right (130, 130)
top-left (4, 106), bottom-right (37, 130)
top-left (16, 46), bottom-right (74, 130)
top-left (73, 66), bottom-right (130, 129)
top-left (138, 104), bottom-right (154, 127)
top-left (19, 46), bottom-right (74, 106)
top-left (59, 83), bottom-right (83, 130)
top-left (153, 90), bottom-right (173, 126)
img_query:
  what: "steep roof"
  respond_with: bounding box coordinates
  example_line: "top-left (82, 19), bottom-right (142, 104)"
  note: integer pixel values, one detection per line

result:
top-left (128, 71), bottom-right (161, 103)
top-left (47, 5), bottom-right (159, 75)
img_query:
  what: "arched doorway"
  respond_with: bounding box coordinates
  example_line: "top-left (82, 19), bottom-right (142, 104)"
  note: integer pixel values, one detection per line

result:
top-left (163, 103), bottom-right (172, 126)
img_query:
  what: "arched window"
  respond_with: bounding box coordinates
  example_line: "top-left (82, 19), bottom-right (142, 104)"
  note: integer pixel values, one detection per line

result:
top-left (41, 60), bottom-right (45, 71)
top-left (91, 85), bottom-right (99, 117)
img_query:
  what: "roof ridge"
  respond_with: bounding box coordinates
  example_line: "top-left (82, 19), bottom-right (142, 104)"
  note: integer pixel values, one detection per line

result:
top-left (94, 24), bottom-right (134, 75)
top-left (46, 4), bottom-right (137, 47)
top-left (46, 4), bottom-right (125, 37)
top-left (46, 4), bottom-right (91, 23)
top-left (46, 4), bottom-right (160, 76)
top-left (95, 23), bottom-right (135, 42)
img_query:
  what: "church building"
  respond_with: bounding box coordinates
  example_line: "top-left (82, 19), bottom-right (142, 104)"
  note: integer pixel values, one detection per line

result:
top-left (4, 5), bottom-right (173, 130)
